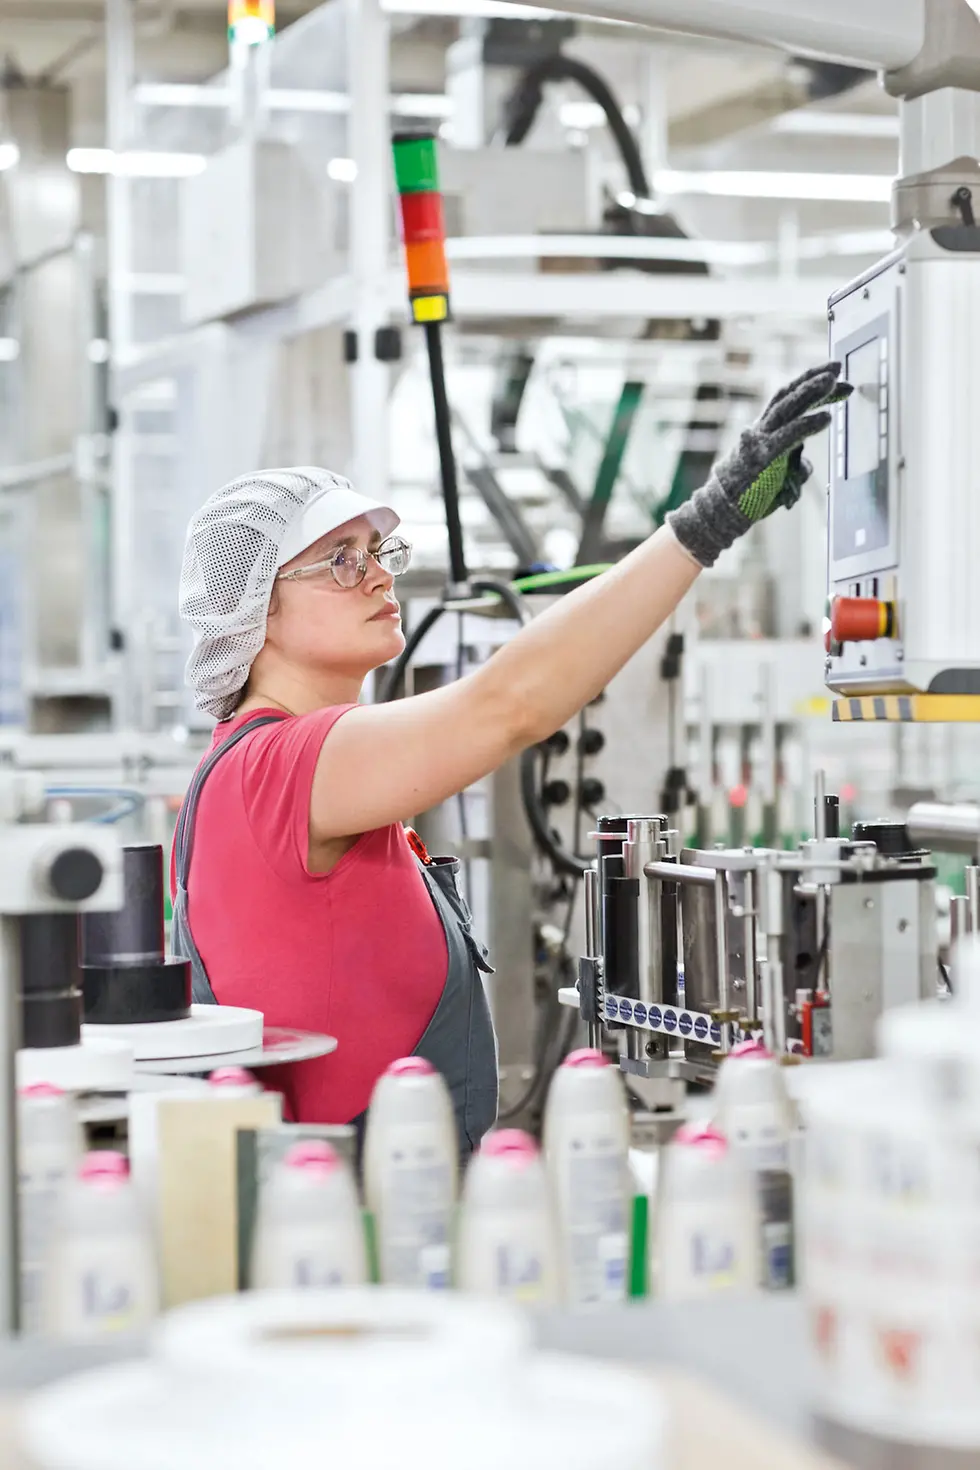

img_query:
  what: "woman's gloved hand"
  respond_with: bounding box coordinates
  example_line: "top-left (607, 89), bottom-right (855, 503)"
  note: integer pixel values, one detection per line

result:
top-left (667, 360), bottom-right (853, 568)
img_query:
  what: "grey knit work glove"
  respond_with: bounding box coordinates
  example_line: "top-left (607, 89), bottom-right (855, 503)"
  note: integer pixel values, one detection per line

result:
top-left (667, 361), bottom-right (852, 568)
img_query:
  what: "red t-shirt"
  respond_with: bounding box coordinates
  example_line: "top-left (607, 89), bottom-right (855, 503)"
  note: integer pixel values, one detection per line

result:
top-left (176, 707), bottom-right (449, 1122)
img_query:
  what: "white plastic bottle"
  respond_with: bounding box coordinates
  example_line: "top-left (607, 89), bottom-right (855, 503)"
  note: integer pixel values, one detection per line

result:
top-left (250, 1140), bottom-right (367, 1289)
top-left (42, 1151), bottom-right (159, 1341)
top-left (208, 1066), bottom-right (262, 1097)
top-left (363, 1058), bottom-right (457, 1288)
top-left (651, 1122), bottom-right (757, 1300)
top-left (18, 1084), bottom-right (83, 1334)
top-left (543, 1048), bottom-right (630, 1305)
top-left (713, 1039), bottom-right (796, 1289)
top-left (457, 1130), bottom-right (561, 1304)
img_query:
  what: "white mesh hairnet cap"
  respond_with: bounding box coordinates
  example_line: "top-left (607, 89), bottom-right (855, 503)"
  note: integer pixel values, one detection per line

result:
top-left (179, 466), bottom-right (399, 721)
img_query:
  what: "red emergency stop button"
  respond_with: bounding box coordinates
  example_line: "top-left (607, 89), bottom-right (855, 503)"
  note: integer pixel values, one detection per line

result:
top-left (830, 596), bottom-right (896, 644)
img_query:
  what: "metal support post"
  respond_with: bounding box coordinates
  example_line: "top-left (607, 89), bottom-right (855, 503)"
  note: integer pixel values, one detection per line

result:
top-left (105, 0), bottom-right (136, 727)
top-left (0, 919), bottom-right (20, 1334)
top-left (346, 0), bottom-right (392, 501)
top-left (584, 864), bottom-right (601, 1049)
top-left (966, 864), bottom-right (980, 935)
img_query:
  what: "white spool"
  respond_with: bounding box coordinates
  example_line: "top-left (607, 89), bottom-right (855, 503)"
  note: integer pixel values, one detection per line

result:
top-left (83, 1007), bottom-right (263, 1061)
top-left (23, 1289), bottom-right (666, 1470)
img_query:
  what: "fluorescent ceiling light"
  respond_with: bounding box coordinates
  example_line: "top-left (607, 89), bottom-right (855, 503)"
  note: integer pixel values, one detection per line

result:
top-left (67, 148), bottom-right (206, 177)
top-left (67, 148), bottom-right (114, 173)
top-left (445, 234), bottom-right (772, 265)
top-left (383, 0), bottom-right (564, 16)
top-left (133, 83), bottom-right (229, 108)
top-left (327, 156), bottom-right (358, 182)
top-left (653, 169), bottom-right (892, 202)
top-left (558, 100), bottom-right (607, 130)
top-left (797, 229), bottom-right (894, 258)
top-left (133, 81), bottom-right (451, 118)
top-left (392, 93), bottom-right (453, 118)
top-left (0, 142), bottom-right (18, 171)
top-left (0, 338), bottom-right (20, 362)
top-left (265, 88), bottom-right (347, 113)
top-left (773, 110), bottom-right (899, 138)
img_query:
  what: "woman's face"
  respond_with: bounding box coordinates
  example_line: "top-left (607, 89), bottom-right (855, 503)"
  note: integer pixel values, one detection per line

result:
top-left (265, 515), bottom-right (406, 678)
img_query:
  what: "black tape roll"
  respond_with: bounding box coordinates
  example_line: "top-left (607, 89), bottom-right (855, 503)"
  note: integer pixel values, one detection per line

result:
top-left (21, 990), bottom-right (83, 1050)
top-left (80, 843), bottom-right (165, 965)
top-left (81, 956), bottom-right (192, 1025)
top-left (603, 875), bottom-right (640, 998)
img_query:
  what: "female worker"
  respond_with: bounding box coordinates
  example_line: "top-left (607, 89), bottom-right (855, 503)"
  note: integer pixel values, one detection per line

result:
top-left (173, 360), bottom-right (848, 1156)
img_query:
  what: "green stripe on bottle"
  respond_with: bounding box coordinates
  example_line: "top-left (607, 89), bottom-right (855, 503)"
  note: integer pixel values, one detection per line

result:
top-left (392, 133), bottom-right (439, 194)
top-left (629, 1193), bottom-right (649, 1298)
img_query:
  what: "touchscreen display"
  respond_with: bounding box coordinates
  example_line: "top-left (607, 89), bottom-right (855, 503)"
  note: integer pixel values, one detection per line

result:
top-left (845, 338), bottom-right (881, 481)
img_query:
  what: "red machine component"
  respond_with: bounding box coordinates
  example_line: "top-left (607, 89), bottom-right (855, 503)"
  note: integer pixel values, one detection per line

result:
top-left (830, 596), bottom-right (897, 645)
top-left (801, 992), bottom-right (832, 1057)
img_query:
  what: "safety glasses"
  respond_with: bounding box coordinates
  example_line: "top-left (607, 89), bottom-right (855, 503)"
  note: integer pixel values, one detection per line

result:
top-left (277, 535), bottom-right (413, 590)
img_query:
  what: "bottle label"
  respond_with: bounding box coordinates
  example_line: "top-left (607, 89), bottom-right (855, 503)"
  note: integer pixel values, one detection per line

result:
top-left (463, 1209), bottom-right (553, 1302)
top-left (758, 1170), bottom-right (795, 1290)
top-left (54, 1240), bottom-right (154, 1337)
top-left (378, 1124), bottom-right (453, 1289)
top-left (286, 1226), bottom-right (359, 1288)
top-left (18, 1161), bottom-right (71, 1335)
top-left (562, 1138), bottom-right (628, 1304)
top-left (659, 1201), bottom-right (752, 1296)
top-left (494, 1238), bottom-right (546, 1301)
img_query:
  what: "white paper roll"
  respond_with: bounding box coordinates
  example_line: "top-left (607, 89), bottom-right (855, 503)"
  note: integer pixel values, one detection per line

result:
top-left (23, 1289), bottom-right (665, 1470)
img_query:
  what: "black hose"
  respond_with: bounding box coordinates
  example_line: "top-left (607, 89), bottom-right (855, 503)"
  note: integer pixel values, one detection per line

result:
top-left (497, 885), bottom-right (581, 1122)
top-left (520, 746), bottom-right (592, 879)
top-left (501, 54), bottom-right (650, 202)
top-left (380, 576), bottom-right (592, 880)
top-left (377, 602), bottom-right (447, 704)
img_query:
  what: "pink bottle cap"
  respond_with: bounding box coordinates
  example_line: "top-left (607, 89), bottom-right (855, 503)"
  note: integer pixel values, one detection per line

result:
top-left (209, 1067), bottom-right (258, 1089)
top-left (563, 1048), bottom-right (608, 1069)
top-left (78, 1151), bottom-right (129, 1184)
top-left (387, 1057), bottom-right (436, 1078)
top-left (728, 1039), bottom-right (772, 1061)
top-left (674, 1123), bottom-right (728, 1160)
top-left (19, 1082), bottom-right (65, 1098)
top-left (283, 1140), bottom-right (340, 1176)
top-left (480, 1129), bottom-right (539, 1166)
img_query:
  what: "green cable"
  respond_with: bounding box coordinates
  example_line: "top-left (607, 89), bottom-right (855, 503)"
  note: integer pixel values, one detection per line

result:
top-left (511, 564), bottom-right (611, 593)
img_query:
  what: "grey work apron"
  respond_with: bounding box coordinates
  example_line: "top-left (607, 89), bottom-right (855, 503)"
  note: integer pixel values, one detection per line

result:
top-left (170, 714), bottom-right (499, 1158)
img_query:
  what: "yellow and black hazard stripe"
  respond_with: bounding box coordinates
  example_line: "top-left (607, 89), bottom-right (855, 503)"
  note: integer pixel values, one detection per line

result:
top-left (832, 695), bottom-right (980, 723)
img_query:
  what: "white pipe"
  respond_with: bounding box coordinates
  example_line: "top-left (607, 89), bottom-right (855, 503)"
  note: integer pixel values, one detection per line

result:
top-left (512, 0), bottom-right (926, 72)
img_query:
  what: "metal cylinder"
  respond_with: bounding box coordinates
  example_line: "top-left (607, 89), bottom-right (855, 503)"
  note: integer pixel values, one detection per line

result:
top-left (602, 876), bottom-right (640, 998)
top-left (951, 894), bottom-right (971, 948)
top-left (713, 872), bottom-right (731, 1050)
top-left (584, 864), bottom-right (599, 957)
top-left (824, 795), bottom-right (840, 840)
top-left (625, 820), bottom-right (665, 1008)
top-left (967, 865), bottom-right (980, 933)
top-left (80, 843), bottom-right (164, 964)
top-left (19, 914), bottom-right (83, 1050)
top-left (742, 868), bottom-right (758, 1023)
top-left (813, 769), bottom-right (827, 841)
top-left (908, 802), bottom-right (980, 856)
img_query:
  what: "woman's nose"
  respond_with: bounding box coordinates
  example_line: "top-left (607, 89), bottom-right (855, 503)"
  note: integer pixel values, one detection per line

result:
top-left (363, 552), bottom-right (393, 592)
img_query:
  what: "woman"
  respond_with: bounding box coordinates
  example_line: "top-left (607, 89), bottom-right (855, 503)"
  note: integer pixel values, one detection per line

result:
top-left (173, 360), bottom-right (848, 1156)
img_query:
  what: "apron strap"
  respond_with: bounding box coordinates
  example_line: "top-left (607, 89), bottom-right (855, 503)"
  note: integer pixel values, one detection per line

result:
top-left (174, 714), bottom-right (287, 890)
